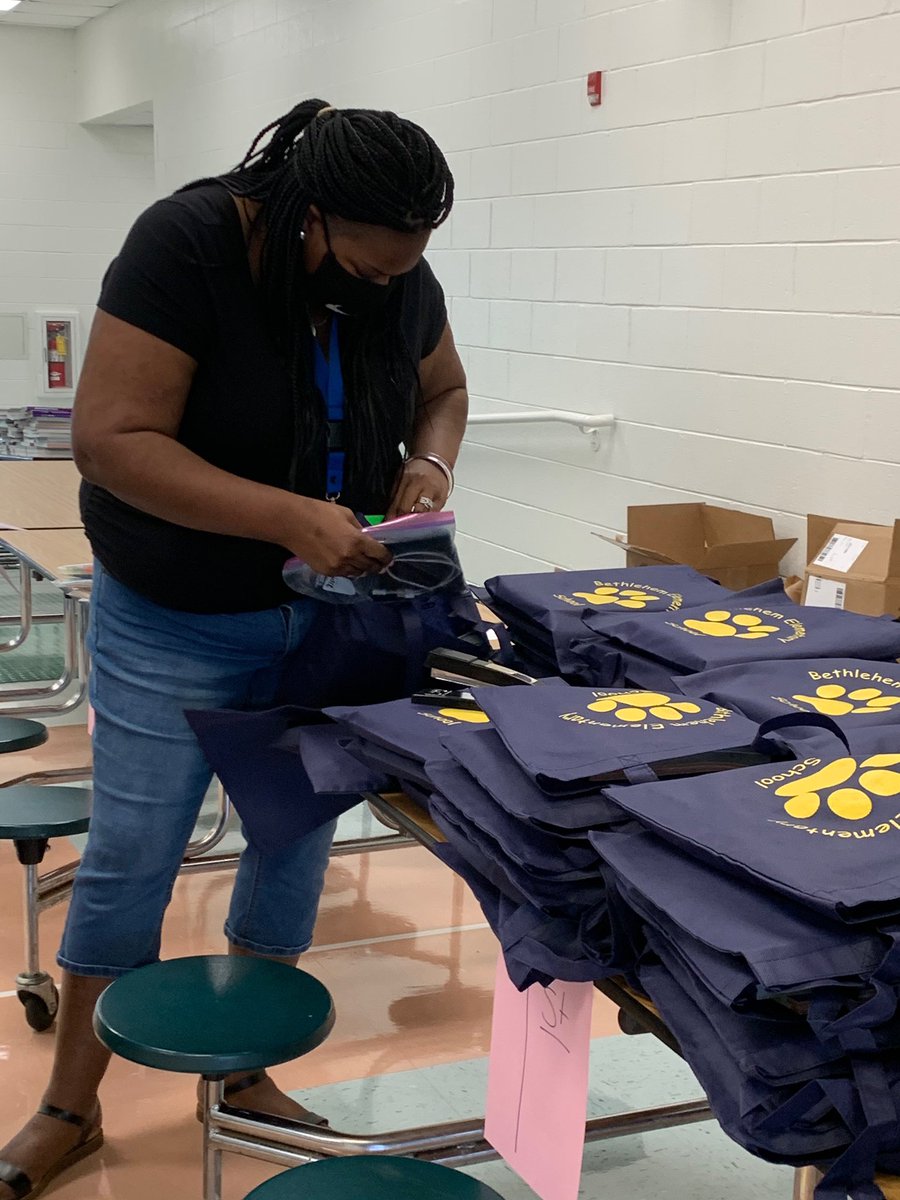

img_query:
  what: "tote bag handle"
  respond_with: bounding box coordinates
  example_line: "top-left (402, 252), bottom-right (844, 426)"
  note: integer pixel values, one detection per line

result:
top-left (754, 712), bottom-right (851, 756)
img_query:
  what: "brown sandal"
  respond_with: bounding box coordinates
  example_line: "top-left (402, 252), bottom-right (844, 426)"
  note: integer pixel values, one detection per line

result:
top-left (194, 1069), bottom-right (329, 1128)
top-left (0, 1104), bottom-right (103, 1200)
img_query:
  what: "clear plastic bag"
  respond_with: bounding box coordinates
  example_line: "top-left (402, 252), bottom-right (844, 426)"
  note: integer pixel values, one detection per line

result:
top-left (283, 511), bottom-right (466, 605)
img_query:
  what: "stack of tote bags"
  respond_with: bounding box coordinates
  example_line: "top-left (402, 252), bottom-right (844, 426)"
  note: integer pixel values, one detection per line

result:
top-left (296, 566), bottom-right (900, 1199)
top-left (310, 682), bottom-right (766, 987)
top-left (598, 718), bottom-right (900, 1199)
top-left (483, 564), bottom-right (732, 679)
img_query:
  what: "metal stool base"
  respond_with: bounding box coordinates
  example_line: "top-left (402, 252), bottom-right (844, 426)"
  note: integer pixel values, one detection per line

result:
top-left (195, 1096), bottom-right (713, 1199)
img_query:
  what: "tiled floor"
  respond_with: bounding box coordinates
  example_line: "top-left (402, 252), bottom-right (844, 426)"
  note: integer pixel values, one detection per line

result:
top-left (0, 796), bottom-right (799, 1199)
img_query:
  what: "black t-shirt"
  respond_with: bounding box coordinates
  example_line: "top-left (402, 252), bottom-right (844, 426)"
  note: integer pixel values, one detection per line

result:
top-left (82, 183), bottom-right (447, 613)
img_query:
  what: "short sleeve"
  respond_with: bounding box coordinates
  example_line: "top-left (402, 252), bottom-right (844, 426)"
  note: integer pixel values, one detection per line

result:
top-left (98, 197), bottom-right (213, 361)
top-left (415, 258), bottom-right (448, 360)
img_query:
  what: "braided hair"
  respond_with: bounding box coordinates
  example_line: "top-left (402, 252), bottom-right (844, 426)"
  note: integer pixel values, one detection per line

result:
top-left (214, 100), bottom-right (454, 508)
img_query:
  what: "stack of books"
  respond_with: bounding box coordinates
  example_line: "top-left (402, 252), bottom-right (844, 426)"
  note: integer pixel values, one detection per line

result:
top-left (0, 407), bottom-right (31, 457)
top-left (6, 407), bottom-right (74, 459)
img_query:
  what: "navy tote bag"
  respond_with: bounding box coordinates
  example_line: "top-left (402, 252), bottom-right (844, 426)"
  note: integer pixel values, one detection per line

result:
top-left (184, 705), bottom-right (362, 854)
top-left (593, 828), bottom-right (891, 1000)
top-left (426, 787), bottom-right (606, 916)
top-left (428, 840), bottom-right (615, 989)
top-left (426, 760), bottom-right (603, 891)
top-left (323, 695), bottom-right (493, 770)
top-left (605, 725), bottom-right (900, 923)
top-left (440, 726), bottom-right (626, 832)
top-left (186, 592), bottom-right (489, 848)
top-left (637, 960), bottom-right (863, 1167)
top-left (641, 924), bottom-right (849, 1086)
top-left (485, 564), bottom-right (731, 677)
top-left (423, 757), bottom-right (601, 880)
top-left (678, 658), bottom-right (900, 731)
top-left (474, 684), bottom-right (766, 794)
top-left (581, 598), bottom-right (900, 678)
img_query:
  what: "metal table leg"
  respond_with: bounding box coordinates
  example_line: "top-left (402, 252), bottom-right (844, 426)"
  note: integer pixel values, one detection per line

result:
top-left (0, 564), bottom-right (33, 653)
top-left (184, 784), bottom-right (232, 860)
top-left (0, 594), bottom-right (88, 714)
top-left (793, 1166), bottom-right (820, 1199)
top-left (202, 1078), bottom-right (225, 1200)
top-left (14, 839), bottom-right (59, 1031)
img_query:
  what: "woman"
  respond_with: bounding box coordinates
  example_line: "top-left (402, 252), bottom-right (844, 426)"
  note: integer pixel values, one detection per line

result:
top-left (0, 100), bottom-right (466, 1199)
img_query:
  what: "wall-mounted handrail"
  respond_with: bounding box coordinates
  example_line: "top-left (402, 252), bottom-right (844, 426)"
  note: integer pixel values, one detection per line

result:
top-left (466, 409), bottom-right (614, 450)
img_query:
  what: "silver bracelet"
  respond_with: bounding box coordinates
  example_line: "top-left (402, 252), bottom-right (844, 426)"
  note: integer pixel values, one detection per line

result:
top-left (407, 452), bottom-right (455, 497)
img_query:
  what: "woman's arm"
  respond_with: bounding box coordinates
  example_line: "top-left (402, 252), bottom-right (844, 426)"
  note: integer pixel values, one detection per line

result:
top-left (75, 311), bottom-right (390, 576)
top-left (386, 322), bottom-right (468, 518)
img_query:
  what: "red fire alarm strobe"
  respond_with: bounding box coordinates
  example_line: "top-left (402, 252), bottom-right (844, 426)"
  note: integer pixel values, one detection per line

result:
top-left (587, 71), bottom-right (602, 106)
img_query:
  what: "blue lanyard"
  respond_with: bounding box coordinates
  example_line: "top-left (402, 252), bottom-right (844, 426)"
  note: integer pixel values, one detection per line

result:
top-left (313, 318), bottom-right (345, 500)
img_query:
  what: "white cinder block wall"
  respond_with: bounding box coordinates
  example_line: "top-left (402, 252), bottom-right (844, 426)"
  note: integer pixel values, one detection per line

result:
top-left (71, 0), bottom-right (900, 580)
top-left (0, 25), bottom-right (155, 409)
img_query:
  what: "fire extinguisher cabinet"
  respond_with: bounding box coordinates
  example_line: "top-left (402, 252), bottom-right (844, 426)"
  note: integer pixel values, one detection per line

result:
top-left (34, 311), bottom-right (80, 402)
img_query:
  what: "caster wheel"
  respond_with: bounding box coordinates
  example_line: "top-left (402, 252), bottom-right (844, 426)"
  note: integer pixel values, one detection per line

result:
top-left (18, 987), bottom-right (58, 1032)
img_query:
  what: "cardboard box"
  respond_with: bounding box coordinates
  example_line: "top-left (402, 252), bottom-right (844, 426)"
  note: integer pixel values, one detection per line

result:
top-left (802, 515), bottom-right (900, 617)
top-left (595, 503), bottom-right (796, 592)
top-left (784, 575), bottom-right (804, 605)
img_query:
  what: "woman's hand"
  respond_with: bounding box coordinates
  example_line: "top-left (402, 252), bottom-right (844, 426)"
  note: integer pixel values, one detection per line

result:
top-left (283, 499), bottom-right (392, 577)
top-left (386, 458), bottom-right (451, 520)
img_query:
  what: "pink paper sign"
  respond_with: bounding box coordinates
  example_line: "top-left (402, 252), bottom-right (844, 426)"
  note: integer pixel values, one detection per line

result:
top-left (484, 958), bottom-right (594, 1200)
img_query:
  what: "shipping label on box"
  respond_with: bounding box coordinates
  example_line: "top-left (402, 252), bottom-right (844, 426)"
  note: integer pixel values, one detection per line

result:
top-left (805, 576), bottom-right (847, 610)
top-left (813, 534), bottom-right (869, 574)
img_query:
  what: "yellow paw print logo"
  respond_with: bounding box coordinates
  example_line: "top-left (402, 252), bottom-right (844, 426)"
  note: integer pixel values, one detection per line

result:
top-left (792, 686), bottom-right (900, 718)
top-left (776, 755), bottom-right (900, 821)
top-left (438, 708), bottom-right (490, 724)
top-left (587, 692), bottom-right (703, 724)
top-left (573, 586), bottom-right (659, 610)
top-left (684, 610), bottom-right (780, 639)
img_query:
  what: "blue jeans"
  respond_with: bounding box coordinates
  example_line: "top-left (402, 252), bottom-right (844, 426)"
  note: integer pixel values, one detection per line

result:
top-left (58, 567), bottom-right (336, 978)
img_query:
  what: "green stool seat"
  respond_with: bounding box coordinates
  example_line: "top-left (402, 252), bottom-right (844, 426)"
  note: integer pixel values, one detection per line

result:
top-left (243, 1158), bottom-right (505, 1199)
top-left (0, 718), bottom-right (47, 756)
top-left (94, 955), bottom-right (334, 1076)
top-left (0, 785), bottom-right (91, 840)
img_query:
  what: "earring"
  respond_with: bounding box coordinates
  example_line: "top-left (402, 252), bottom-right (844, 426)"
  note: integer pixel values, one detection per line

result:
top-left (300, 230), bottom-right (306, 241)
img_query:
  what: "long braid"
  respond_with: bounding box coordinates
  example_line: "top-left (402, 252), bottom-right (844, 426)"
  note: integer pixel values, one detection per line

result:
top-left (200, 100), bottom-right (453, 504)
top-left (295, 109), bottom-right (453, 230)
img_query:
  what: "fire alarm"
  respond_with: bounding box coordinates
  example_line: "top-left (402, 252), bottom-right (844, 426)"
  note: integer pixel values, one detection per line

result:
top-left (587, 71), bottom-right (602, 107)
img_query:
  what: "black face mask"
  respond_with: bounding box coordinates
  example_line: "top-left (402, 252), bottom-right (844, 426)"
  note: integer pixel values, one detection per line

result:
top-left (307, 216), bottom-right (397, 318)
